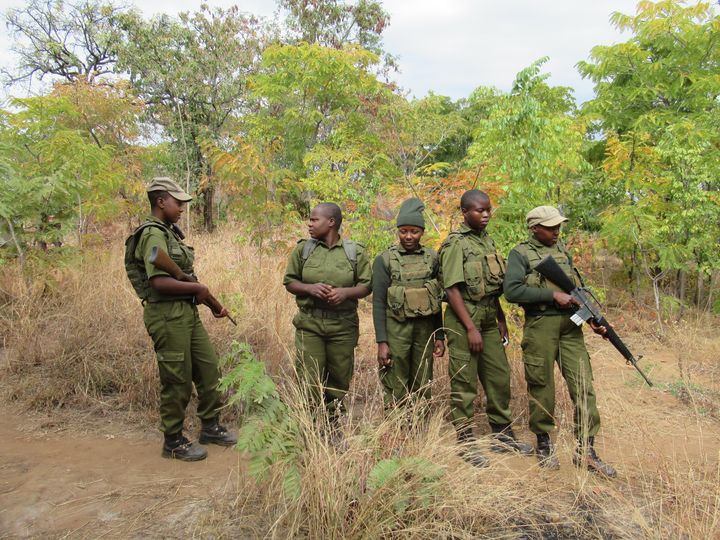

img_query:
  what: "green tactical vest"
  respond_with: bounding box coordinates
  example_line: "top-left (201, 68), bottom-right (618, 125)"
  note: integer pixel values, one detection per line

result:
top-left (124, 219), bottom-right (195, 302)
top-left (441, 232), bottom-right (506, 301)
top-left (515, 240), bottom-right (582, 310)
top-left (383, 246), bottom-right (442, 321)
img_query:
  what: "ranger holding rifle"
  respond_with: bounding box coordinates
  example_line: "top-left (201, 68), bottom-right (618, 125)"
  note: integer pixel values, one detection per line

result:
top-left (125, 177), bottom-right (236, 461)
top-left (503, 206), bottom-right (617, 478)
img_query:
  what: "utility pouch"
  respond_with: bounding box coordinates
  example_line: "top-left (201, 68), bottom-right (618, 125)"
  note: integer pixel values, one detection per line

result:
top-left (423, 278), bottom-right (443, 314)
top-left (387, 285), bottom-right (407, 321)
top-left (464, 259), bottom-right (486, 301)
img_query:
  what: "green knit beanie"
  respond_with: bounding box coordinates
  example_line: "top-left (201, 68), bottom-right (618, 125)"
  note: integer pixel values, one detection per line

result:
top-left (396, 197), bottom-right (425, 229)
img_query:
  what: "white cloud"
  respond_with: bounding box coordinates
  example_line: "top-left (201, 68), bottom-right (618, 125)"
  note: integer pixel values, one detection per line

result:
top-left (0, 0), bottom-right (648, 103)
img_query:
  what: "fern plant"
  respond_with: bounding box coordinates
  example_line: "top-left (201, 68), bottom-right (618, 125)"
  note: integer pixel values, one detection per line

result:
top-left (218, 341), bottom-right (303, 498)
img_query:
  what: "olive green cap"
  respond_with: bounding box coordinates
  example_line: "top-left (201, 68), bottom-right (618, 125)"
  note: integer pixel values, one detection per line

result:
top-left (396, 197), bottom-right (425, 229)
top-left (147, 176), bottom-right (192, 202)
top-left (526, 205), bottom-right (568, 228)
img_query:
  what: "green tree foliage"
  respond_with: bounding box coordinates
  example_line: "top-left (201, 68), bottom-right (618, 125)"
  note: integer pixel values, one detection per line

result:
top-left (578, 0), bottom-right (720, 304)
top-left (115, 5), bottom-right (267, 230)
top-left (0, 81), bottom-right (144, 253)
top-left (279, 0), bottom-right (391, 60)
top-left (465, 58), bottom-right (589, 247)
top-left (247, 42), bottom-right (397, 246)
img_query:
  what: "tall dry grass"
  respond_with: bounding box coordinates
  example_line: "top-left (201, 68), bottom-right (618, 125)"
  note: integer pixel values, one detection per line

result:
top-left (1, 226), bottom-right (719, 538)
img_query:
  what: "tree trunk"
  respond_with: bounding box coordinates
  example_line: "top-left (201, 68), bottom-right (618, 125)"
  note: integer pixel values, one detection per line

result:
top-left (696, 269), bottom-right (705, 309)
top-left (677, 270), bottom-right (686, 320)
top-left (203, 184), bottom-right (215, 232)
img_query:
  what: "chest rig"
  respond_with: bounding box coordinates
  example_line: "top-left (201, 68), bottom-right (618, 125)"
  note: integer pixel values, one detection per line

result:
top-left (516, 240), bottom-right (583, 309)
top-left (442, 232), bottom-right (506, 301)
top-left (125, 220), bottom-right (195, 302)
top-left (384, 246), bottom-right (442, 321)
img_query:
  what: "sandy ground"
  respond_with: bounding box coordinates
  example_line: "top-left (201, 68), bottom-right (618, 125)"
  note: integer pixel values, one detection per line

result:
top-left (0, 411), bottom-right (244, 539)
top-left (1, 338), bottom-right (718, 538)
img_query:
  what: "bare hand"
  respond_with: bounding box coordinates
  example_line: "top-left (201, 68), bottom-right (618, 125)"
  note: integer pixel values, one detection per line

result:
top-left (553, 291), bottom-right (579, 309)
top-left (377, 342), bottom-right (392, 367)
top-left (467, 327), bottom-right (483, 354)
top-left (212, 306), bottom-right (229, 319)
top-left (325, 287), bottom-right (349, 306)
top-left (433, 339), bottom-right (445, 357)
top-left (194, 284), bottom-right (211, 304)
top-left (307, 283), bottom-right (333, 300)
top-left (589, 319), bottom-right (609, 339)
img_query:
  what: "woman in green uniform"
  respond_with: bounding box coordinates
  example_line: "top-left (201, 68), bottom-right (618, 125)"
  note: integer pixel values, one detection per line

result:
top-left (283, 203), bottom-right (372, 418)
top-left (372, 198), bottom-right (445, 410)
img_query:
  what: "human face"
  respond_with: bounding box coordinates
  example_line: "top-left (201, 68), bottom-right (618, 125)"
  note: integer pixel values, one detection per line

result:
top-left (308, 207), bottom-right (334, 240)
top-left (461, 197), bottom-right (493, 232)
top-left (532, 224), bottom-right (561, 247)
top-left (397, 225), bottom-right (423, 252)
top-left (158, 194), bottom-right (185, 224)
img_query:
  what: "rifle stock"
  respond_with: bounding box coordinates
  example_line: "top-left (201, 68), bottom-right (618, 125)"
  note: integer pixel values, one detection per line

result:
top-left (534, 255), bottom-right (652, 387)
top-left (149, 246), bottom-right (237, 326)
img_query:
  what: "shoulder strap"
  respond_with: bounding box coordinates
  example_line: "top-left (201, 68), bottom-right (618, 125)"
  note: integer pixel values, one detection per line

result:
top-left (301, 238), bottom-right (319, 262)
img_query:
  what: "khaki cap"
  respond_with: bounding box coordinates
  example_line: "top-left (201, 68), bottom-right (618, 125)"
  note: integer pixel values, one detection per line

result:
top-left (526, 206), bottom-right (568, 228)
top-left (146, 176), bottom-right (192, 202)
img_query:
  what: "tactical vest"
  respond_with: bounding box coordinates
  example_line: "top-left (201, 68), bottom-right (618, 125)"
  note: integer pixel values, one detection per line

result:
top-left (515, 240), bottom-right (582, 310)
top-left (124, 220), bottom-right (195, 302)
top-left (383, 246), bottom-right (442, 321)
top-left (441, 232), bottom-right (506, 301)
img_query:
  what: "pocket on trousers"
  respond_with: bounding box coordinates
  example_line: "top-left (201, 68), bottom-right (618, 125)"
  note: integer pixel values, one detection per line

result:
top-left (157, 351), bottom-right (186, 385)
top-left (523, 354), bottom-right (546, 386)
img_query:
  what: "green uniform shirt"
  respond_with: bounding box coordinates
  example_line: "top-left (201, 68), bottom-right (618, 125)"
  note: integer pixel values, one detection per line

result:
top-left (371, 245), bottom-right (444, 343)
top-left (283, 238), bottom-right (372, 312)
top-left (440, 224), bottom-right (501, 302)
top-left (504, 236), bottom-right (571, 315)
top-left (134, 216), bottom-right (194, 302)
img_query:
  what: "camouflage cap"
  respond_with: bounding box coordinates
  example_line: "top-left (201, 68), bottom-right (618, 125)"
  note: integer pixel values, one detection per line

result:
top-left (526, 206), bottom-right (568, 228)
top-left (146, 176), bottom-right (192, 202)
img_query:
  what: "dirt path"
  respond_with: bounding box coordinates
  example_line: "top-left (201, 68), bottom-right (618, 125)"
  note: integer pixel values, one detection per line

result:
top-left (0, 409), bottom-right (244, 539)
top-left (1, 343), bottom-right (719, 539)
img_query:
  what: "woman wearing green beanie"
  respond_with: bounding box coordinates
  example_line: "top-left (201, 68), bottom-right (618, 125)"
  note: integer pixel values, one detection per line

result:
top-left (372, 197), bottom-right (445, 411)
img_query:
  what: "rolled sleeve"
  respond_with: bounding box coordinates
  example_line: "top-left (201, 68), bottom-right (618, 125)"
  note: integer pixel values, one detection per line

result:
top-left (137, 228), bottom-right (171, 279)
top-left (439, 239), bottom-right (465, 289)
top-left (355, 246), bottom-right (372, 289)
top-left (283, 243), bottom-right (304, 286)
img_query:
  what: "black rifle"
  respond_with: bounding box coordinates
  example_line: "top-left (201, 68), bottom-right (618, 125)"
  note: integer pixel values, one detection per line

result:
top-left (534, 255), bottom-right (653, 387)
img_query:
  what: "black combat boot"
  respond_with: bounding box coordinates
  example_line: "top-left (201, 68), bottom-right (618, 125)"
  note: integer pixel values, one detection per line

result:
top-left (573, 437), bottom-right (617, 479)
top-left (162, 432), bottom-right (208, 461)
top-left (535, 432), bottom-right (560, 470)
top-left (457, 427), bottom-right (489, 468)
top-left (199, 418), bottom-right (237, 447)
top-left (489, 424), bottom-right (534, 455)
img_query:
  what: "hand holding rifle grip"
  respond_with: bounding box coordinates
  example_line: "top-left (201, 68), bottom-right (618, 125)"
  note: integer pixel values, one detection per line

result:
top-left (149, 246), bottom-right (237, 326)
top-left (534, 255), bottom-right (652, 387)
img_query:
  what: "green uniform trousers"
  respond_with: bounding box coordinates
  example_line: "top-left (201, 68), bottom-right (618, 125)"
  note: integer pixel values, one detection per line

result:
top-left (293, 310), bottom-right (359, 414)
top-left (446, 299), bottom-right (512, 428)
top-left (379, 316), bottom-right (436, 408)
top-left (143, 301), bottom-right (223, 434)
top-left (521, 314), bottom-right (600, 439)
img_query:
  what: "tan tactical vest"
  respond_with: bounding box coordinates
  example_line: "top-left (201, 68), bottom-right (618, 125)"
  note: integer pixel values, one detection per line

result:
top-left (383, 246), bottom-right (442, 321)
top-left (442, 232), bottom-right (506, 301)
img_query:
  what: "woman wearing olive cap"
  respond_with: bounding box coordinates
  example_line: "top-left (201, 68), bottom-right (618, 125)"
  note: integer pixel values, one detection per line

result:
top-left (504, 205), bottom-right (616, 478)
top-left (125, 176), bottom-right (235, 461)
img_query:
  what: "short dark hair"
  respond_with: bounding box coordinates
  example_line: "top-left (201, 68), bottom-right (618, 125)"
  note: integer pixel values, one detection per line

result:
top-left (315, 202), bottom-right (343, 229)
top-left (460, 189), bottom-right (490, 210)
top-left (148, 190), bottom-right (170, 208)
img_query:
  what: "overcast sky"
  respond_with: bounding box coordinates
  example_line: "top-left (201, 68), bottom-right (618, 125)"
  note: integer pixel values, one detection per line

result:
top-left (0, 0), bottom-right (645, 103)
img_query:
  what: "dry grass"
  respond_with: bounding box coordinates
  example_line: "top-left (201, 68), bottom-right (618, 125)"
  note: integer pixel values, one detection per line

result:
top-left (1, 226), bottom-right (719, 538)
